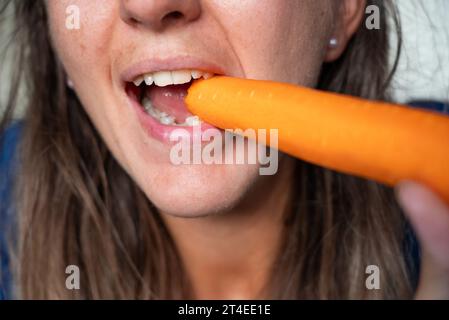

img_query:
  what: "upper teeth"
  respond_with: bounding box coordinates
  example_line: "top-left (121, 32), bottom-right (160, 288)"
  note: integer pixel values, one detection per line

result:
top-left (133, 70), bottom-right (214, 87)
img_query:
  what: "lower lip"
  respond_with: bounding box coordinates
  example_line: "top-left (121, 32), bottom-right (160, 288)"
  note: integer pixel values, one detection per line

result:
top-left (129, 94), bottom-right (218, 144)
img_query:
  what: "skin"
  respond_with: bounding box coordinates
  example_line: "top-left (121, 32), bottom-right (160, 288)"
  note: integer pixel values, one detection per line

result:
top-left (45, 0), bottom-right (449, 299)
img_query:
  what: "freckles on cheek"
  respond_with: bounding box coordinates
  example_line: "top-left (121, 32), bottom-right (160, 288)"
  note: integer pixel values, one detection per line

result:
top-left (47, 2), bottom-right (116, 80)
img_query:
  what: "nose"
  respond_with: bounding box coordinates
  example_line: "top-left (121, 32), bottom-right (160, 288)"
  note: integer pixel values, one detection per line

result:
top-left (120, 0), bottom-right (201, 31)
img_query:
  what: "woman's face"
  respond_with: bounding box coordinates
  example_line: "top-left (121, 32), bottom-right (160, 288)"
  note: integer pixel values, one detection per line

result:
top-left (46, 0), bottom-right (340, 217)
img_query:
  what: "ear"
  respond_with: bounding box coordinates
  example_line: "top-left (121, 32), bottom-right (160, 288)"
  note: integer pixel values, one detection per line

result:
top-left (324, 0), bottom-right (367, 62)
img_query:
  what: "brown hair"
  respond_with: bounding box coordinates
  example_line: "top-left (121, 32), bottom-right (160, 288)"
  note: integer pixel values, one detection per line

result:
top-left (0, 0), bottom-right (415, 299)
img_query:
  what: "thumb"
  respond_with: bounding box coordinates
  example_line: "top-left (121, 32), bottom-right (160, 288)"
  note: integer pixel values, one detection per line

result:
top-left (396, 181), bottom-right (449, 299)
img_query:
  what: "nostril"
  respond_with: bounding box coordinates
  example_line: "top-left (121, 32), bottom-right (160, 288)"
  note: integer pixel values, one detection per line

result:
top-left (162, 11), bottom-right (184, 25)
top-left (161, 11), bottom-right (186, 26)
top-left (120, 0), bottom-right (201, 30)
top-left (126, 11), bottom-right (185, 29)
top-left (165, 11), bottom-right (183, 20)
top-left (129, 17), bottom-right (140, 25)
top-left (125, 11), bottom-right (183, 29)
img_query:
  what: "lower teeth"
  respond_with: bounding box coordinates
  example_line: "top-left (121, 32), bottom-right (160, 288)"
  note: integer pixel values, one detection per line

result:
top-left (142, 97), bottom-right (202, 126)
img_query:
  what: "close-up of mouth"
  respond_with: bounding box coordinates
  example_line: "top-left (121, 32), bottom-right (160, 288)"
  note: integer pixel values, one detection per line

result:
top-left (122, 64), bottom-right (224, 142)
top-left (126, 69), bottom-right (214, 127)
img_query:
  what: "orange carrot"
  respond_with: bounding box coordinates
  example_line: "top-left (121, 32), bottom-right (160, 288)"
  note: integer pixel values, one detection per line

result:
top-left (186, 76), bottom-right (449, 204)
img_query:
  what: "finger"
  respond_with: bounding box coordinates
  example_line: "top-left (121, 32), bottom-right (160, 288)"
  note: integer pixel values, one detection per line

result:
top-left (396, 181), bottom-right (449, 266)
top-left (395, 181), bottom-right (449, 299)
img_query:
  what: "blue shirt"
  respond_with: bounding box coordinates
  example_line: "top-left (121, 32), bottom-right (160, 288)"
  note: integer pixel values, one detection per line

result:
top-left (0, 122), bottom-right (21, 299)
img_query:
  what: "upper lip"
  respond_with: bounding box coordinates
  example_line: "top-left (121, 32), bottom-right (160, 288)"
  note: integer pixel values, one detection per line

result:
top-left (121, 56), bottom-right (226, 84)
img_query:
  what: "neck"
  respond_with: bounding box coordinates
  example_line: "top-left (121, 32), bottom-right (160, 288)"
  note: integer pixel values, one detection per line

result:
top-left (162, 157), bottom-right (296, 299)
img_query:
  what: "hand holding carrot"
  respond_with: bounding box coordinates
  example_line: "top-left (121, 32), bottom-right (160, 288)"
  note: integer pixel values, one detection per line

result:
top-left (186, 76), bottom-right (449, 299)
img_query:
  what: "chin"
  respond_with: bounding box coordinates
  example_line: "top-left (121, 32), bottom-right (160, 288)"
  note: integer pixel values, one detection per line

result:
top-left (137, 163), bottom-right (261, 218)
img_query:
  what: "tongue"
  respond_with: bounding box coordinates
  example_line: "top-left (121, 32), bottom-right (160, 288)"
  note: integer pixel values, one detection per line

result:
top-left (146, 83), bottom-right (193, 123)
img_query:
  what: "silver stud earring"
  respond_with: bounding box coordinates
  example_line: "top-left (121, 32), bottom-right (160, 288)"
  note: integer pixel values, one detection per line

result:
top-left (329, 38), bottom-right (338, 48)
top-left (67, 78), bottom-right (74, 89)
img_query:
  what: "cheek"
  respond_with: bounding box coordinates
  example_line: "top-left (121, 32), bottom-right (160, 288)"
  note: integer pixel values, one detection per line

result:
top-left (212, 0), bottom-right (332, 85)
top-left (47, 1), bottom-right (128, 157)
top-left (47, 1), bottom-right (116, 72)
top-left (47, 0), bottom-right (118, 128)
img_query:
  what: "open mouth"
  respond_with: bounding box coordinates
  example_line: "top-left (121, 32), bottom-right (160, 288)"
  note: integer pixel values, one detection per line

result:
top-left (125, 70), bottom-right (215, 127)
